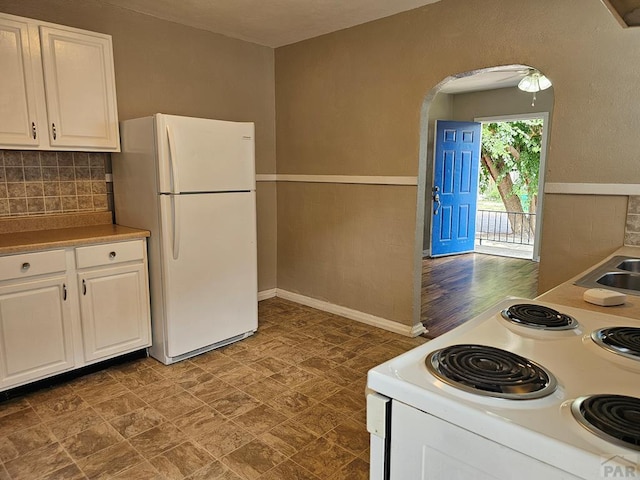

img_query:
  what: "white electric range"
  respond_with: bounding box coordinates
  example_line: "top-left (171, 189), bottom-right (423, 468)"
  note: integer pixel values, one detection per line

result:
top-left (366, 298), bottom-right (640, 480)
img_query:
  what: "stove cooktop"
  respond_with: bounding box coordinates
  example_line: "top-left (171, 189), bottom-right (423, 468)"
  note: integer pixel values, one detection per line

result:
top-left (367, 297), bottom-right (640, 470)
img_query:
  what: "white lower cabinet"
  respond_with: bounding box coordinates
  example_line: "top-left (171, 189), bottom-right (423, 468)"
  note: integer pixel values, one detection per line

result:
top-left (78, 263), bottom-right (150, 362)
top-left (0, 239), bottom-right (151, 392)
top-left (0, 275), bottom-right (74, 390)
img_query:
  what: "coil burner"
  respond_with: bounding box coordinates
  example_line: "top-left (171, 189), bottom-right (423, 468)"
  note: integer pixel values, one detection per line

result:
top-left (501, 303), bottom-right (578, 330)
top-left (572, 395), bottom-right (640, 451)
top-left (426, 344), bottom-right (557, 400)
top-left (591, 327), bottom-right (640, 361)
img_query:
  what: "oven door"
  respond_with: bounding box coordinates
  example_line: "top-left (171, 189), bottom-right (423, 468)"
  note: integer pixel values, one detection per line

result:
top-left (390, 400), bottom-right (584, 480)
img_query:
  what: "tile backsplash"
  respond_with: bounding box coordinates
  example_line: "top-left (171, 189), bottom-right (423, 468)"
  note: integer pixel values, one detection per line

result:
top-left (0, 150), bottom-right (112, 217)
top-left (626, 195), bottom-right (640, 246)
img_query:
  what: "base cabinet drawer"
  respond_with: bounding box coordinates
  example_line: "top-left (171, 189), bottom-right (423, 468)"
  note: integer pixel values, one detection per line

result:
top-left (0, 249), bottom-right (66, 282)
top-left (0, 276), bottom-right (74, 389)
top-left (75, 240), bottom-right (144, 269)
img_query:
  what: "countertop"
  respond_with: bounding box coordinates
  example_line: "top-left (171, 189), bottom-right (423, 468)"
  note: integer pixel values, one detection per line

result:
top-left (0, 224), bottom-right (150, 255)
top-left (537, 245), bottom-right (640, 320)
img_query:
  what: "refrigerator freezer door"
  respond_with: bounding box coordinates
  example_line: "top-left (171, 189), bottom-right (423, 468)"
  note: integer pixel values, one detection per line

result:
top-left (156, 114), bottom-right (255, 194)
top-left (159, 192), bottom-right (258, 358)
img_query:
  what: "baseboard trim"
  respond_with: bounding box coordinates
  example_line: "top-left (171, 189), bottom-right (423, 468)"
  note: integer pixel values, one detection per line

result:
top-left (257, 288), bottom-right (277, 301)
top-left (275, 289), bottom-right (426, 338)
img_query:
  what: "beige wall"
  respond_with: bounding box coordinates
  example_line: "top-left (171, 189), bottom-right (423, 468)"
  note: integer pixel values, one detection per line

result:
top-left (0, 0), bottom-right (278, 291)
top-left (276, 0), bottom-right (640, 326)
top-left (277, 182), bottom-right (416, 323)
top-left (4, 0), bottom-right (638, 328)
top-left (538, 195), bottom-right (628, 291)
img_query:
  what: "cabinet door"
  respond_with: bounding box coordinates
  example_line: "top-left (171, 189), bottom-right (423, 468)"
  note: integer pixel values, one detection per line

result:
top-left (0, 276), bottom-right (74, 390)
top-left (39, 26), bottom-right (120, 150)
top-left (78, 263), bottom-right (150, 362)
top-left (0, 16), bottom-right (42, 148)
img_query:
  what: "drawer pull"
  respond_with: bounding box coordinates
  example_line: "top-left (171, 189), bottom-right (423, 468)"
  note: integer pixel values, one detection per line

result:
top-left (109, 251), bottom-right (117, 259)
top-left (63, 283), bottom-right (67, 301)
top-left (21, 262), bottom-right (30, 271)
top-left (82, 279), bottom-right (87, 295)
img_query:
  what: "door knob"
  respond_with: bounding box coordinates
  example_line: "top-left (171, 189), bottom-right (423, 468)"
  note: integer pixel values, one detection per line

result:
top-left (433, 186), bottom-right (441, 215)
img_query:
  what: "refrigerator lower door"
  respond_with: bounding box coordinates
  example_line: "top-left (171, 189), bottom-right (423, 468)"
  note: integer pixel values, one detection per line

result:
top-left (158, 191), bottom-right (258, 359)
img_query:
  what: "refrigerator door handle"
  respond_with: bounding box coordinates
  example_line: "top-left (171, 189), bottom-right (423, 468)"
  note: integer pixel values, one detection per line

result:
top-left (171, 195), bottom-right (181, 260)
top-left (166, 125), bottom-right (181, 194)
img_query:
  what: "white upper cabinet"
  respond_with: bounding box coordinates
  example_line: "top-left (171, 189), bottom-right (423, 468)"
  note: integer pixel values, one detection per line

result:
top-left (39, 26), bottom-right (119, 150)
top-left (0, 13), bottom-right (120, 151)
top-left (0, 16), bottom-right (41, 148)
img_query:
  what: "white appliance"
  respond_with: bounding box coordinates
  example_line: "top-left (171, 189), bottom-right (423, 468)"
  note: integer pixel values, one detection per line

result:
top-left (367, 298), bottom-right (640, 479)
top-left (112, 114), bottom-right (258, 364)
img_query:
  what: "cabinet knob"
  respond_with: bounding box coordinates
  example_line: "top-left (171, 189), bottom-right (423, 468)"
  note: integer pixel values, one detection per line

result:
top-left (109, 251), bottom-right (117, 259)
top-left (21, 262), bottom-right (30, 271)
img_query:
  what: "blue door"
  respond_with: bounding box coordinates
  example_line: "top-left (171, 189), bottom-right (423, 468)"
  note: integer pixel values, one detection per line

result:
top-left (431, 120), bottom-right (481, 257)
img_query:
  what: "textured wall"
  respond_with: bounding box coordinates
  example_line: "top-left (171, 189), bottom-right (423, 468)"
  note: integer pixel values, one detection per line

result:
top-left (538, 194), bottom-right (628, 292)
top-left (4, 0), bottom-right (639, 327)
top-left (0, 0), bottom-right (277, 291)
top-left (277, 182), bottom-right (416, 323)
top-left (276, 0), bottom-right (640, 326)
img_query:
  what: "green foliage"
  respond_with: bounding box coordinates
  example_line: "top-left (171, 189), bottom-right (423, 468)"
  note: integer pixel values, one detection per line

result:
top-left (480, 119), bottom-right (542, 199)
top-left (480, 181), bottom-right (502, 202)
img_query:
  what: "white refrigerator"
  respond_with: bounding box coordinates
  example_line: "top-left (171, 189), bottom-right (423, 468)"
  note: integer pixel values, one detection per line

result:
top-left (112, 114), bottom-right (258, 364)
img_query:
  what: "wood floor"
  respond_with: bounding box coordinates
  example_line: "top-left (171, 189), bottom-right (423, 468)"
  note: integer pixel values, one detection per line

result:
top-left (421, 253), bottom-right (539, 338)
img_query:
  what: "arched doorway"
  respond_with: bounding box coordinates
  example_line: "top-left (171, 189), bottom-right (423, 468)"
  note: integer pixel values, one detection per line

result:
top-left (413, 65), bottom-right (554, 337)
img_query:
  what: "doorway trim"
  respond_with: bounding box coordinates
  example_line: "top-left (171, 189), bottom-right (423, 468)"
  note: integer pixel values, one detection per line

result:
top-left (473, 112), bottom-right (550, 262)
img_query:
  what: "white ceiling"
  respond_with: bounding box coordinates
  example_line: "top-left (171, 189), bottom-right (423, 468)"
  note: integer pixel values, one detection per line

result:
top-left (98, 0), bottom-right (442, 47)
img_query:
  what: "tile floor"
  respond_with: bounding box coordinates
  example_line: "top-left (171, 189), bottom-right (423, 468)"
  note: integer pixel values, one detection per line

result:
top-left (0, 298), bottom-right (427, 479)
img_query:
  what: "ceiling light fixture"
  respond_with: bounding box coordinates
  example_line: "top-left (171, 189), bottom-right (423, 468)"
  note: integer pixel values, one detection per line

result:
top-left (517, 70), bottom-right (552, 107)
